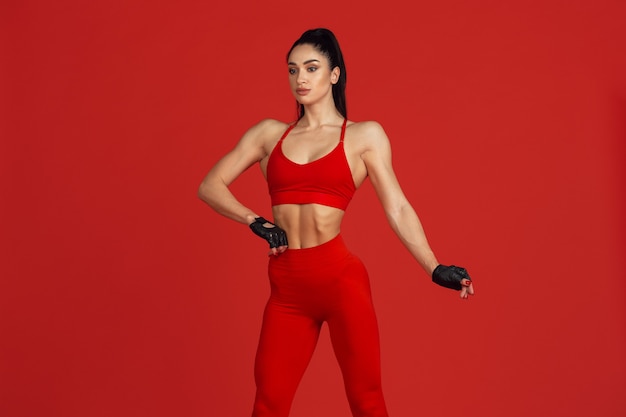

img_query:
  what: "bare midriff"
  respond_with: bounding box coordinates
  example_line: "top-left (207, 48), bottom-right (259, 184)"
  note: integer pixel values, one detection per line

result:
top-left (272, 203), bottom-right (345, 249)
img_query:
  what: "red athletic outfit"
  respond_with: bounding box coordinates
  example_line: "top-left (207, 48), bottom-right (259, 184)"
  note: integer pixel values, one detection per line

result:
top-left (253, 120), bottom-right (389, 417)
top-left (267, 118), bottom-right (356, 210)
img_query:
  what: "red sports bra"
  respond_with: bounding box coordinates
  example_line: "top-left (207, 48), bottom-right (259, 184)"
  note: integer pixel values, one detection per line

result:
top-left (266, 119), bottom-right (356, 210)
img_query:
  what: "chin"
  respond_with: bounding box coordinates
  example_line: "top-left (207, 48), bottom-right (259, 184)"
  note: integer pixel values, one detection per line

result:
top-left (295, 96), bottom-right (315, 105)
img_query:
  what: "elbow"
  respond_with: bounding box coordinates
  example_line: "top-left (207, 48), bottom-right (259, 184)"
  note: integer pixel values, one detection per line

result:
top-left (384, 200), bottom-right (404, 220)
top-left (197, 180), bottom-right (212, 204)
top-left (384, 200), bottom-right (410, 229)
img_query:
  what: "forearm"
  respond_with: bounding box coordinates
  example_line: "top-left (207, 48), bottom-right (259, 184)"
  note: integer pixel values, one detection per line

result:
top-left (386, 202), bottom-right (439, 276)
top-left (197, 177), bottom-right (258, 225)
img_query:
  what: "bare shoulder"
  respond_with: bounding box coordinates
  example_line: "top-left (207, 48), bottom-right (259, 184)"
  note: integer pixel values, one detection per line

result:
top-left (347, 120), bottom-right (386, 135)
top-left (346, 120), bottom-right (391, 153)
top-left (244, 118), bottom-right (290, 144)
top-left (231, 118), bottom-right (290, 157)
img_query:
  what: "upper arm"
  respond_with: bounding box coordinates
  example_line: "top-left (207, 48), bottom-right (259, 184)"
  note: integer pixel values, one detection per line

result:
top-left (360, 121), bottom-right (409, 213)
top-left (202, 119), bottom-right (281, 187)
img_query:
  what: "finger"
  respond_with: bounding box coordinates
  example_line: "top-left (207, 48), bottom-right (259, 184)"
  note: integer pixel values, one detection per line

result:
top-left (460, 286), bottom-right (468, 299)
top-left (467, 283), bottom-right (475, 295)
top-left (461, 278), bottom-right (472, 287)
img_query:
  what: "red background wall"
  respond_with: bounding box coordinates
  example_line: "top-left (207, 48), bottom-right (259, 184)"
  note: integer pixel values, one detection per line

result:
top-left (2, 1), bottom-right (625, 416)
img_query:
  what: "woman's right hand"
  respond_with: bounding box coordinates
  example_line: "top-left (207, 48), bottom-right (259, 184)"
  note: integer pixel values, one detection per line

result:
top-left (249, 217), bottom-right (288, 256)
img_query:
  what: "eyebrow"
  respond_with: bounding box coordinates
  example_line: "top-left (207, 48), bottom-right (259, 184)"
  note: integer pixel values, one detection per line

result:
top-left (287, 59), bottom-right (321, 66)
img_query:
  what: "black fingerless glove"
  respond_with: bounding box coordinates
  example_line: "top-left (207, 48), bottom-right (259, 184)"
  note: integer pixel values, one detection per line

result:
top-left (249, 217), bottom-right (288, 249)
top-left (432, 264), bottom-right (471, 290)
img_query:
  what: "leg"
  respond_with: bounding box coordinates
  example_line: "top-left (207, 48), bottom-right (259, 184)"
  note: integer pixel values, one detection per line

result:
top-left (328, 258), bottom-right (389, 417)
top-left (252, 300), bottom-right (321, 417)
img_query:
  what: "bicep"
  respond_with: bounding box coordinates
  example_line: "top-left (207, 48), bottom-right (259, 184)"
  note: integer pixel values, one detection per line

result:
top-left (362, 128), bottom-right (409, 212)
top-left (203, 124), bottom-right (269, 186)
top-left (208, 144), bottom-right (262, 186)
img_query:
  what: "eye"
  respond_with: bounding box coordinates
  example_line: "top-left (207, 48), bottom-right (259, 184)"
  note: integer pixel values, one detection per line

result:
top-left (288, 68), bottom-right (297, 75)
top-left (307, 66), bottom-right (318, 72)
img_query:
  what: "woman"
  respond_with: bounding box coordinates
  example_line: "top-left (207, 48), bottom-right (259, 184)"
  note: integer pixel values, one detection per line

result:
top-left (198, 28), bottom-right (474, 417)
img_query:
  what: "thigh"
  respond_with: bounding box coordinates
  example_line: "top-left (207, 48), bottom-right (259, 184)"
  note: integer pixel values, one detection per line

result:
top-left (326, 259), bottom-right (389, 416)
top-left (253, 300), bottom-right (321, 414)
top-left (327, 257), bottom-right (383, 393)
top-left (328, 294), bottom-right (383, 389)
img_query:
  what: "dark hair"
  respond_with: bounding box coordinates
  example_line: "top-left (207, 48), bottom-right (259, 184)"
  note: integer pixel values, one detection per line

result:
top-left (287, 28), bottom-right (347, 120)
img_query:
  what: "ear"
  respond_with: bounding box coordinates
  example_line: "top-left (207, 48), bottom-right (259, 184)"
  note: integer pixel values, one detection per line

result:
top-left (331, 66), bottom-right (340, 84)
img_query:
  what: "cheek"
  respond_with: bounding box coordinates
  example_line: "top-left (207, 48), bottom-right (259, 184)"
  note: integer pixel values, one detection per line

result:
top-left (315, 72), bottom-right (332, 86)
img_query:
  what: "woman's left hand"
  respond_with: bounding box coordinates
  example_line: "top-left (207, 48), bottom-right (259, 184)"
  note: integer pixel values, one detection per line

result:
top-left (432, 264), bottom-right (475, 299)
top-left (459, 278), bottom-right (475, 299)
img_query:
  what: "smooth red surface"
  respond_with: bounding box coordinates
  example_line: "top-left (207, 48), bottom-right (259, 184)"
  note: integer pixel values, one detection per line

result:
top-left (2, 1), bottom-right (625, 417)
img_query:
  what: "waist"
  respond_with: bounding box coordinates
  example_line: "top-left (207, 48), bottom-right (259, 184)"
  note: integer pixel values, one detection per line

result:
top-left (273, 233), bottom-right (350, 263)
top-left (272, 203), bottom-right (344, 249)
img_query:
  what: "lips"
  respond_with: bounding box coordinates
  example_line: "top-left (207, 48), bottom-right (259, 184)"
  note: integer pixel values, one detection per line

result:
top-left (296, 88), bottom-right (310, 96)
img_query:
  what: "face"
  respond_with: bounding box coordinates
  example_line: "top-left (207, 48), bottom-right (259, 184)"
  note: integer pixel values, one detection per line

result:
top-left (287, 43), bottom-right (340, 105)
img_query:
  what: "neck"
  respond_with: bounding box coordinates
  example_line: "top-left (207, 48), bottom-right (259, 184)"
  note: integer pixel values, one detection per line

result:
top-left (300, 100), bottom-right (343, 128)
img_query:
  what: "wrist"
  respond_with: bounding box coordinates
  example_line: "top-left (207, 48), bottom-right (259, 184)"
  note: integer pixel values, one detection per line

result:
top-left (245, 214), bottom-right (259, 225)
top-left (431, 264), bottom-right (443, 277)
top-left (424, 258), bottom-right (440, 277)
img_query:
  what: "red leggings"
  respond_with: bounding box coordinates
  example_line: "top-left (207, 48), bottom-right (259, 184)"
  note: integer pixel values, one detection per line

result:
top-left (252, 235), bottom-right (389, 417)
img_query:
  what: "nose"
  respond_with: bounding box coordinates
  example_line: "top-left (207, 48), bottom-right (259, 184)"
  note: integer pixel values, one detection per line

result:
top-left (296, 70), bottom-right (307, 86)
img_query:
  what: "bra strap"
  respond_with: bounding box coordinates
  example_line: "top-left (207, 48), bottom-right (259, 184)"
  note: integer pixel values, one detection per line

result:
top-left (340, 118), bottom-right (347, 142)
top-left (279, 122), bottom-right (297, 142)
